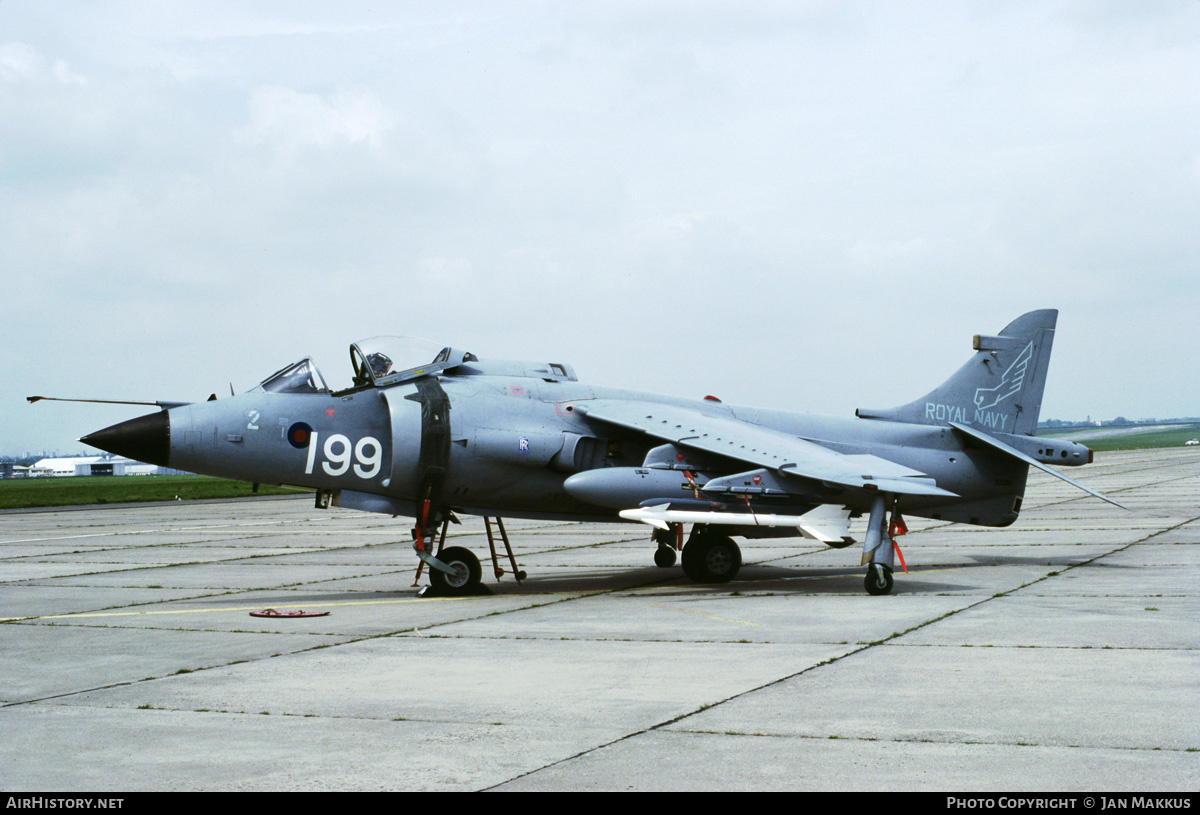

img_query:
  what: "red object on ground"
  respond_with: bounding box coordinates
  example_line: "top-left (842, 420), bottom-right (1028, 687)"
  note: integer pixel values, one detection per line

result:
top-left (249, 609), bottom-right (330, 618)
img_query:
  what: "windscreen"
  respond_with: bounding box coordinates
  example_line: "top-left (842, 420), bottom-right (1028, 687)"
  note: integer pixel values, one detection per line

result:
top-left (258, 359), bottom-right (328, 394)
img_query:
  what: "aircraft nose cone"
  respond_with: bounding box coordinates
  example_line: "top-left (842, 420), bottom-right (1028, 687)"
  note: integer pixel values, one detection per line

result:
top-left (81, 411), bottom-right (171, 467)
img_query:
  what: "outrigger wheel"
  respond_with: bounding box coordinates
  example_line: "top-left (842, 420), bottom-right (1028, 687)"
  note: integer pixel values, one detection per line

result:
top-left (864, 563), bottom-right (894, 596)
top-left (429, 546), bottom-right (483, 595)
top-left (681, 531), bottom-right (742, 583)
top-left (652, 526), bottom-right (678, 568)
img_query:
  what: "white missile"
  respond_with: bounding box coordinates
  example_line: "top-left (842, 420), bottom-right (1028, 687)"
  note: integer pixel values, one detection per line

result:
top-left (619, 503), bottom-right (855, 545)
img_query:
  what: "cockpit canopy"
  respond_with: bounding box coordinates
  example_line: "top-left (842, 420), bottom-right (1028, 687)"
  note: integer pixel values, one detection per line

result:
top-left (253, 336), bottom-right (572, 395)
top-left (253, 338), bottom-right (473, 395)
top-left (349, 336), bottom-right (476, 387)
top-left (257, 358), bottom-right (329, 394)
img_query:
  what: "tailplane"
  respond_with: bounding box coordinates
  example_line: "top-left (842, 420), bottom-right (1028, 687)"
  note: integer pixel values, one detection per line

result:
top-left (857, 309), bottom-right (1057, 436)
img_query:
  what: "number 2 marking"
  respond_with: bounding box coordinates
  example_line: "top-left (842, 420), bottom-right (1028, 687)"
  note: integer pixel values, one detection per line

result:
top-left (246, 410), bottom-right (260, 430)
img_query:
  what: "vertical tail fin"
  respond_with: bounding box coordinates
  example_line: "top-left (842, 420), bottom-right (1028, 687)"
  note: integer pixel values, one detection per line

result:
top-left (856, 309), bottom-right (1057, 436)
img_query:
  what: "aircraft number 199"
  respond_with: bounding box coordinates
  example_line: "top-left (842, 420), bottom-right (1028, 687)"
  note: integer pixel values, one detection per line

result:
top-left (304, 432), bottom-right (383, 479)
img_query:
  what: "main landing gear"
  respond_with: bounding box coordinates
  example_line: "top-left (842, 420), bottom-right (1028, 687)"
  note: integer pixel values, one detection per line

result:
top-left (650, 524), bottom-right (742, 583)
top-left (651, 524), bottom-right (742, 583)
top-left (650, 524), bottom-right (743, 583)
top-left (681, 526), bottom-right (742, 583)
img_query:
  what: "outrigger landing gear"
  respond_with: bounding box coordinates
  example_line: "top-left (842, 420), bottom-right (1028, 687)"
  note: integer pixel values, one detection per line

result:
top-left (860, 494), bottom-right (905, 596)
top-left (681, 526), bottom-right (742, 583)
top-left (652, 525), bottom-right (681, 568)
top-left (865, 562), bottom-right (894, 596)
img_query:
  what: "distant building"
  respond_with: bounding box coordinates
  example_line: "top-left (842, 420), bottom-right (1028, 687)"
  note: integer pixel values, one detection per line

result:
top-left (28, 456), bottom-right (181, 477)
top-left (29, 457), bottom-right (100, 477)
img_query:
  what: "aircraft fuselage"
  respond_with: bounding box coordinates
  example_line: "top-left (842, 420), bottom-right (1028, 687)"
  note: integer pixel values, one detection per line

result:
top-left (160, 374), bottom-right (1027, 528)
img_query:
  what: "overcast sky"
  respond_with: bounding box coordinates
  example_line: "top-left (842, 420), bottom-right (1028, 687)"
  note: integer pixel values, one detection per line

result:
top-left (3, 1), bottom-right (1197, 456)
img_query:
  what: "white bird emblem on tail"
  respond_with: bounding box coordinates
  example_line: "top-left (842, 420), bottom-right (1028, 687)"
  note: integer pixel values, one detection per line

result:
top-left (973, 342), bottom-right (1033, 411)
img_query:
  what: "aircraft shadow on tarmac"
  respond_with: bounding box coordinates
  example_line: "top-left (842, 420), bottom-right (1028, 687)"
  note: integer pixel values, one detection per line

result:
top-left (241, 562), bottom-right (978, 601)
top-left (204, 553), bottom-right (1119, 610)
top-left (714, 563), bottom-right (973, 595)
top-left (962, 553), bottom-right (1135, 569)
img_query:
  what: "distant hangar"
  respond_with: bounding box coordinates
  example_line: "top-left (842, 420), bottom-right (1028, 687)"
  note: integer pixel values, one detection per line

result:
top-left (19, 456), bottom-right (187, 478)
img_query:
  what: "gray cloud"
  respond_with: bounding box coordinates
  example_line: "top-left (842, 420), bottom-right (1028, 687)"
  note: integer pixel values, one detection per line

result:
top-left (3, 1), bottom-right (1197, 455)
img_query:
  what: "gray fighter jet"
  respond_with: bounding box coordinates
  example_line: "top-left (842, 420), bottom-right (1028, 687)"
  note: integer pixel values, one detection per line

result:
top-left (45, 309), bottom-right (1121, 596)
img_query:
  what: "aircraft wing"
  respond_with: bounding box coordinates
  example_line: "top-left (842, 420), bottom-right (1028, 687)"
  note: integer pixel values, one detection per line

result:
top-left (576, 400), bottom-right (956, 498)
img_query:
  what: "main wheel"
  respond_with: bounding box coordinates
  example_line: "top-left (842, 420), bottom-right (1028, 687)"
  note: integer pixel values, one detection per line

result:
top-left (864, 563), bottom-right (893, 596)
top-left (654, 545), bottom-right (677, 568)
top-left (429, 546), bottom-right (482, 595)
top-left (681, 534), bottom-right (741, 583)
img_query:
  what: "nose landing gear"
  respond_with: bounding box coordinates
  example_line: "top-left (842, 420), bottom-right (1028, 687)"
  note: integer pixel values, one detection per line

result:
top-left (428, 546), bottom-right (483, 594)
top-left (414, 512), bottom-right (524, 597)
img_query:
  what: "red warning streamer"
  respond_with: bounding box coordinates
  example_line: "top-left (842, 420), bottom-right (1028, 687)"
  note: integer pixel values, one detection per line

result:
top-left (889, 513), bottom-right (909, 573)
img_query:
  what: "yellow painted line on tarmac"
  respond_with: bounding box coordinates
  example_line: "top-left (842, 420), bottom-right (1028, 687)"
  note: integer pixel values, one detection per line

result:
top-left (0, 596), bottom-right (459, 623)
top-left (647, 603), bottom-right (763, 627)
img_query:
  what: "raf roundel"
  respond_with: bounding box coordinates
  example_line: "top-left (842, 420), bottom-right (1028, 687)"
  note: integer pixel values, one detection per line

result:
top-left (287, 422), bottom-right (314, 449)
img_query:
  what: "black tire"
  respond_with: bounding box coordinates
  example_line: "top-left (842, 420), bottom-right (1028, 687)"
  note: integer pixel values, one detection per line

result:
top-left (864, 564), bottom-right (894, 596)
top-left (681, 534), bottom-right (741, 583)
top-left (429, 546), bottom-right (482, 595)
top-left (654, 545), bottom-right (677, 568)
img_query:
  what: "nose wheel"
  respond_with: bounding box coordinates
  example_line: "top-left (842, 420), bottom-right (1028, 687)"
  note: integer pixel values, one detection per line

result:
top-left (416, 515), bottom-right (526, 597)
top-left (426, 546), bottom-right (483, 595)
